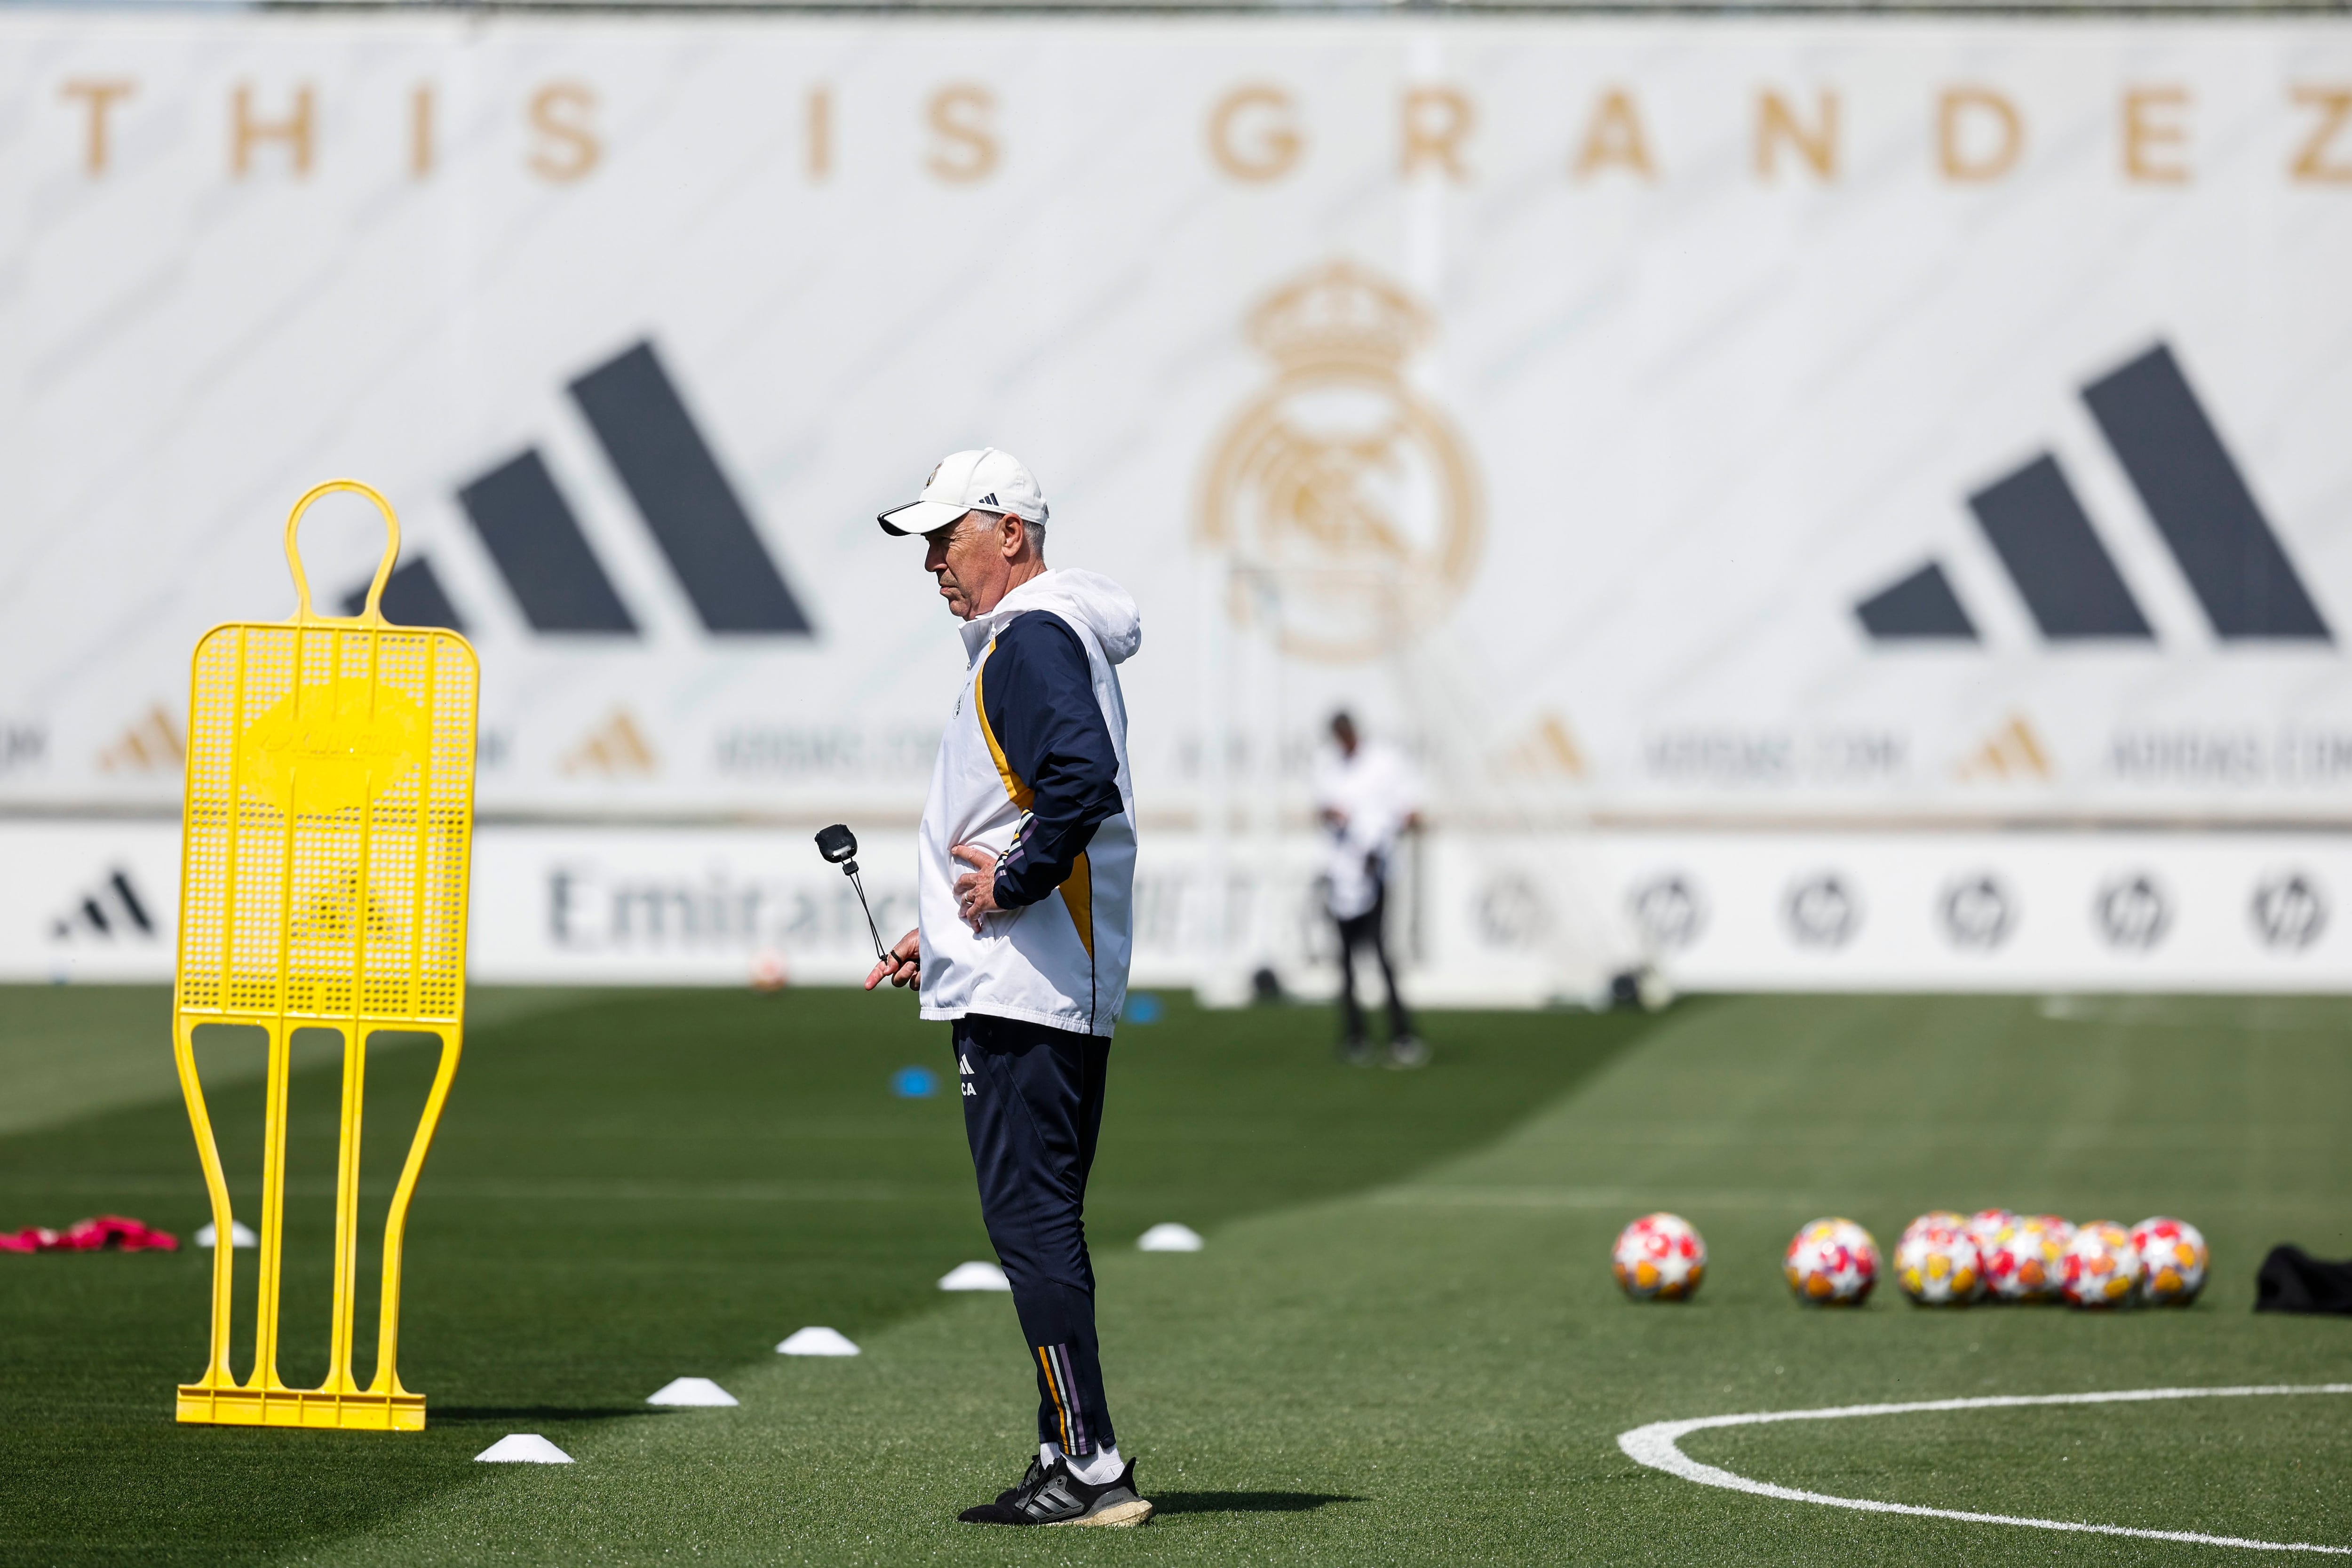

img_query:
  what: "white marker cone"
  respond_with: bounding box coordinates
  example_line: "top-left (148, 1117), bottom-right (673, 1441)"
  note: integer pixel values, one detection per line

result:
top-left (1137, 1223), bottom-right (1204, 1252)
top-left (475, 1433), bottom-right (572, 1464)
top-left (777, 1326), bottom-right (861, 1356)
top-left (194, 1220), bottom-right (258, 1249)
top-left (646, 1377), bottom-right (739, 1407)
top-left (938, 1260), bottom-right (1012, 1292)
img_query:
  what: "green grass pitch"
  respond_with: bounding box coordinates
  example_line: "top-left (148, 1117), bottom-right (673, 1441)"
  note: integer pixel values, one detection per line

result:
top-left (1, 985), bottom-right (2348, 1565)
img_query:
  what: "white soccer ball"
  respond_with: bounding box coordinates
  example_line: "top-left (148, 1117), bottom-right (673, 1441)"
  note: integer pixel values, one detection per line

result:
top-left (2061, 1220), bottom-right (2140, 1309)
top-left (1785, 1218), bottom-right (1879, 1306)
top-left (1895, 1215), bottom-right (1983, 1305)
top-left (1982, 1213), bottom-right (2072, 1302)
top-left (2131, 1217), bottom-right (2209, 1305)
top-left (1613, 1212), bottom-right (1706, 1301)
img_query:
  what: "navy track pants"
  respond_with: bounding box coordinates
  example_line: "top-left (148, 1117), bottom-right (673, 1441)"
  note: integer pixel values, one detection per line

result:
top-left (953, 1011), bottom-right (1116, 1456)
top-left (1336, 888), bottom-right (1415, 1045)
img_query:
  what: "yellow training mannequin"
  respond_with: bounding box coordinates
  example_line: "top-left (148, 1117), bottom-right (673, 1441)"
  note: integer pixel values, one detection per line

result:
top-left (173, 480), bottom-right (478, 1432)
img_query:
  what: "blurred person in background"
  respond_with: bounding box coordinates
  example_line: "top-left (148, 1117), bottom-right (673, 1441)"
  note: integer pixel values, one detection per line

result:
top-left (1315, 711), bottom-right (1426, 1069)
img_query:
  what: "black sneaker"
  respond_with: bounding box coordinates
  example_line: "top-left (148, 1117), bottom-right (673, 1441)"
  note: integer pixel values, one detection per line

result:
top-left (958, 1455), bottom-right (1153, 1527)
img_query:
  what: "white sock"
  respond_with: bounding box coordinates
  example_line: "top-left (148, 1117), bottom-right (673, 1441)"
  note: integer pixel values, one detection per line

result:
top-left (1043, 1441), bottom-right (1125, 1486)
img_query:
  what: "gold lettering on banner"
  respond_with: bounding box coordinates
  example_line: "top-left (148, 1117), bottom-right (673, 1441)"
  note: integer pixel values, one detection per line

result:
top-left (2289, 85), bottom-right (2352, 183)
top-left (62, 79), bottom-right (135, 176)
top-left (409, 86), bottom-right (434, 179)
top-left (528, 82), bottom-right (601, 182)
top-left (1573, 88), bottom-right (1655, 181)
top-left (42, 73), bottom-right (2352, 199)
top-left (1937, 86), bottom-right (2023, 182)
top-left (1756, 88), bottom-right (1838, 181)
top-left (1209, 84), bottom-right (1303, 183)
top-left (927, 84), bottom-right (998, 183)
top-left (808, 86), bottom-right (832, 181)
top-left (1401, 86), bottom-right (1474, 182)
top-left (2123, 85), bottom-right (2191, 183)
top-left (232, 84), bottom-right (314, 178)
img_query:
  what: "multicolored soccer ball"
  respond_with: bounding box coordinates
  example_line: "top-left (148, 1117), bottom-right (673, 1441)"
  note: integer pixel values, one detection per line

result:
top-left (1785, 1218), bottom-right (1879, 1305)
top-left (1967, 1208), bottom-right (2019, 1254)
top-left (1903, 1210), bottom-right (1969, 1247)
top-left (1982, 1213), bottom-right (2072, 1301)
top-left (2132, 1217), bottom-right (2209, 1305)
top-left (1895, 1215), bottom-right (1983, 1305)
top-left (1613, 1212), bottom-right (1707, 1300)
top-left (2060, 1220), bottom-right (2141, 1308)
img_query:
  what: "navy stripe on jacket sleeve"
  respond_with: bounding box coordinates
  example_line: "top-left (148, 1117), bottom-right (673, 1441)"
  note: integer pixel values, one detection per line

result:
top-left (983, 611), bottom-right (1121, 909)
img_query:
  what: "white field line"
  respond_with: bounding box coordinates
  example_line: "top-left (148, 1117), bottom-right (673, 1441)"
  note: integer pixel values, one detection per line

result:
top-left (1618, 1385), bottom-right (2352, 1555)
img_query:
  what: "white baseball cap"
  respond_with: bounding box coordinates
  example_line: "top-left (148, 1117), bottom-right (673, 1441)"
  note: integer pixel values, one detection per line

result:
top-left (877, 448), bottom-right (1049, 536)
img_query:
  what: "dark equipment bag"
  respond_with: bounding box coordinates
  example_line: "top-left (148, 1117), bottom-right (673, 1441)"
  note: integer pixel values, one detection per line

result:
top-left (2255, 1246), bottom-right (2352, 1315)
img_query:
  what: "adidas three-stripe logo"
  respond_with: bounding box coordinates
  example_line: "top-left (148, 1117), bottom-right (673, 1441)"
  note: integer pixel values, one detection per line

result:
top-left (50, 868), bottom-right (156, 942)
top-left (344, 340), bottom-right (814, 639)
top-left (1856, 341), bottom-right (2330, 645)
top-left (1022, 1478), bottom-right (1081, 1520)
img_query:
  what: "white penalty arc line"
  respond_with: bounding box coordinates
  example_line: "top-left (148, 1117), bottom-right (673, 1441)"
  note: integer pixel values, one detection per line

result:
top-left (1618, 1384), bottom-right (2352, 1555)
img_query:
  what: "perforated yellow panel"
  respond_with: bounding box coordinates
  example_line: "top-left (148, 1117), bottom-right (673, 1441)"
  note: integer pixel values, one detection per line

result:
top-left (172, 480), bottom-right (479, 1433)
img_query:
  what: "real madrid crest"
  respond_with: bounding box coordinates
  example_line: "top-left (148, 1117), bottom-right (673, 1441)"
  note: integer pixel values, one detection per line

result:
top-left (1197, 262), bottom-right (1483, 663)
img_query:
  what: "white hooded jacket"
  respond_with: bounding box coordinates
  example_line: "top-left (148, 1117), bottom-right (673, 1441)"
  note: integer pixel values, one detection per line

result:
top-left (916, 569), bottom-right (1140, 1036)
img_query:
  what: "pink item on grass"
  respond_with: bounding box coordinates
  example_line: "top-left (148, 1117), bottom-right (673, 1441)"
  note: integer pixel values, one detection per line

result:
top-left (2, 1216), bottom-right (176, 1252)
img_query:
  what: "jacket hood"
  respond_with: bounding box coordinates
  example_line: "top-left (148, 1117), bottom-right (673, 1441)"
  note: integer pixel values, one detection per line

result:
top-left (963, 568), bottom-right (1142, 666)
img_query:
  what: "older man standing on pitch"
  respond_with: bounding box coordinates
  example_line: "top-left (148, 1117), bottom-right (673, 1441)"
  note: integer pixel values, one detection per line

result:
top-left (862, 448), bottom-right (1150, 1528)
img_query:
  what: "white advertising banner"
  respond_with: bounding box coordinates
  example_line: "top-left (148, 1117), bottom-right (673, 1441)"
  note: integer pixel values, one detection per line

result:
top-left (12, 821), bottom-right (2351, 995)
top-left (6, 15), bottom-right (2352, 995)
top-left (0, 14), bottom-right (2351, 836)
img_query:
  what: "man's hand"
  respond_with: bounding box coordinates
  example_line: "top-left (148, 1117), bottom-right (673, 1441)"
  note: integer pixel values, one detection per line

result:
top-left (951, 844), bottom-right (1003, 933)
top-left (865, 928), bottom-right (921, 991)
